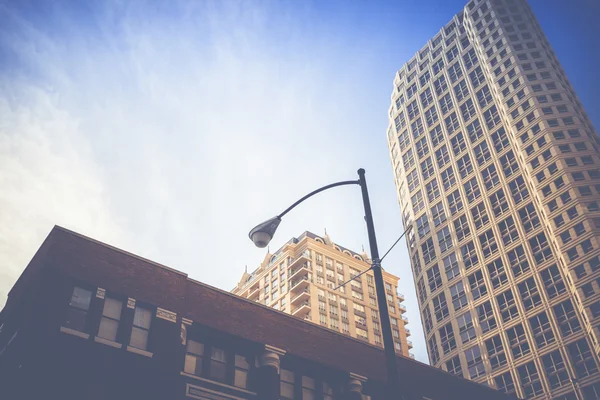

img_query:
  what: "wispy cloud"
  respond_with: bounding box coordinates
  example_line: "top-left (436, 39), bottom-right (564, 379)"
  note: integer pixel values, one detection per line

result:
top-left (0, 0), bottom-right (428, 361)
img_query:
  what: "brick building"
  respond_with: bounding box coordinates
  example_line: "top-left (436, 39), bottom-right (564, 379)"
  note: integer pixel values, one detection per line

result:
top-left (0, 226), bottom-right (512, 399)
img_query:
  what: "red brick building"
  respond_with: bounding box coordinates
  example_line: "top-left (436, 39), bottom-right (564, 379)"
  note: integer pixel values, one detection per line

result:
top-left (0, 226), bottom-right (514, 399)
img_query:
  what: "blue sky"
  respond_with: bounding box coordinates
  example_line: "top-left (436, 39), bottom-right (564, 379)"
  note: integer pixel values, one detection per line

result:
top-left (1, 0), bottom-right (599, 364)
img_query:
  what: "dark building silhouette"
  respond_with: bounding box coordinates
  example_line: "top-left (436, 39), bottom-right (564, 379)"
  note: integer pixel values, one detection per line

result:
top-left (0, 226), bottom-right (513, 400)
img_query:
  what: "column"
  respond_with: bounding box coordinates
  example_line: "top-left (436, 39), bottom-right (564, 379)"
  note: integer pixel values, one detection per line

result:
top-left (345, 373), bottom-right (366, 400)
top-left (256, 344), bottom-right (286, 400)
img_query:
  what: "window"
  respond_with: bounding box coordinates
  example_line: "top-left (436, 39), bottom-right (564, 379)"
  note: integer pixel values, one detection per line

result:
top-left (450, 132), bottom-right (466, 155)
top-left (477, 301), bottom-right (497, 333)
top-left (474, 142), bottom-right (492, 166)
top-left (425, 107), bottom-right (439, 127)
top-left (465, 346), bottom-right (485, 379)
top-left (476, 85), bottom-right (493, 108)
top-left (280, 369), bottom-right (295, 400)
top-left (529, 312), bottom-right (555, 349)
top-left (301, 376), bottom-right (316, 400)
top-left (439, 93), bottom-right (453, 114)
top-left (568, 339), bottom-right (598, 379)
top-left (429, 336), bottom-right (440, 365)
top-left (491, 127), bottom-right (509, 154)
top-left (421, 157), bottom-right (434, 180)
top-left (541, 264), bottom-right (566, 298)
top-left (543, 350), bottom-right (569, 390)
top-left (419, 70), bottom-right (431, 87)
top-left (457, 154), bottom-right (473, 178)
top-left (434, 75), bottom-right (448, 96)
top-left (466, 118), bottom-right (484, 144)
top-left (518, 203), bottom-right (540, 232)
top-left (130, 305), bottom-right (152, 351)
top-left (433, 58), bottom-right (444, 75)
top-left (422, 238), bottom-right (436, 264)
top-left (479, 229), bottom-right (498, 259)
top-left (412, 191), bottom-right (424, 213)
top-left (448, 63), bottom-right (463, 83)
top-left (483, 106), bottom-right (500, 130)
top-left (486, 335), bottom-right (507, 370)
top-left (468, 270), bottom-right (487, 300)
top-left (494, 372), bottom-right (515, 394)
top-left (444, 252), bottom-right (459, 281)
top-left (518, 277), bottom-right (541, 310)
top-left (497, 289), bottom-right (518, 322)
top-left (416, 137), bottom-right (429, 159)
top-left (432, 203), bottom-right (446, 227)
top-left (441, 167), bottom-right (456, 190)
top-left (427, 264), bottom-right (443, 292)
top-left (498, 216), bottom-right (519, 246)
top-left (439, 323), bottom-right (456, 354)
top-left (65, 286), bottom-right (92, 332)
top-left (469, 66), bottom-right (485, 87)
top-left (529, 233), bottom-right (552, 265)
top-left (454, 214), bottom-right (470, 241)
top-left (98, 296), bottom-right (123, 342)
top-left (407, 169), bottom-right (419, 192)
top-left (446, 356), bottom-right (463, 377)
top-left (518, 362), bottom-right (544, 398)
top-left (464, 177), bottom-right (481, 202)
top-left (471, 202), bottom-right (489, 230)
top-left (553, 299), bottom-right (581, 337)
top-left (490, 189), bottom-right (509, 217)
top-left (433, 292), bottom-right (449, 322)
top-left (453, 80), bottom-right (469, 102)
top-left (423, 305), bottom-right (433, 333)
top-left (411, 118), bottom-right (425, 138)
top-left (417, 214), bottom-right (430, 238)
top-left (445, 112), bottom-right (460, 134)
top-left (500, 151), bottom-right (518, 178)
top-left (446, 46), bottom-right (459, 62)
top-left (435, 145), bottom-right (450, 168)
top-left (462, 241), bottom-right (479, 271)
top-left (450, 281), bottom-right (468, 310)
top-left (461, 99), bottom-right (477, 123)
top-left (430, 125), bottom-right (444, 146)
top-left (184, 340), bottom-right (205, 376)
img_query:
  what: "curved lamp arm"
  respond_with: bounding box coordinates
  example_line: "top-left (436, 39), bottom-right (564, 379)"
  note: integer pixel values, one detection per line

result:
top-left (248, 180), bottom-right (359, 248)
top-left (278, 180), bottom-right (359, 218)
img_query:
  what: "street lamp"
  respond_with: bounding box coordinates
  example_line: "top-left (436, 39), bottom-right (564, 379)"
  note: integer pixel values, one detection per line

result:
top-left (249, 168), bottom-right (407, 399)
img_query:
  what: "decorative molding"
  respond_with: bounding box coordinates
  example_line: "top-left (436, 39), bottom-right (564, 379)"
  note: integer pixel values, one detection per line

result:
top-left (349, 372), bottom-right (368, 382)
top-left (182, 375), bottom-right (257, 398)
top-left (126, 345), bottom-right (153, 358)
top-left (60, 326), bottom-right (90, 340)
top-left (156, 307), bottom-right (177, 323)
top-left (94, 336), bottom-right (122, 349)
top-left (182, 317), bottom-right (193, 326)
top-left (260, 345), bottom-right (286, 372)
top-left (348, 372), bottom-right (367, 394)
top-left (127, 298), bottom-right (136, 309)
top-left (264, 344), bottom-right (286, 356)
top-left (96, 287), bottom-right (106, 299)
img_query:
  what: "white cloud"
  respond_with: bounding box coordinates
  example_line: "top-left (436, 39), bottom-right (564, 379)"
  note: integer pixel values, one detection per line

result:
top-left (0, 0), bottom-right (428, 362)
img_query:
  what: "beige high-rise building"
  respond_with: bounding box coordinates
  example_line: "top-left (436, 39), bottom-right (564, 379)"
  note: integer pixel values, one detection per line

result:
top-left (387, 0), bottom-right (600, 398)
top-left (232, 231), bottom-right (412, 357)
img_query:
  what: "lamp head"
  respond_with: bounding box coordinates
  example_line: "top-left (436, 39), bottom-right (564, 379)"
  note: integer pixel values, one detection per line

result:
top-left (249, 217), bottom-right (281, 248)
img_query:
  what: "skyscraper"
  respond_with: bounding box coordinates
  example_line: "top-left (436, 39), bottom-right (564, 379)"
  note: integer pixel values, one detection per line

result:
top-left (387, 0), bottom-right (600, 398)
top-left (232, 231), bottom-right (412, 357)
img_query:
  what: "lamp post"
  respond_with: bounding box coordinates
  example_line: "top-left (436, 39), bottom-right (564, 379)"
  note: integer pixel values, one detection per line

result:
top-left (249, 168), bottom-right (405, 399)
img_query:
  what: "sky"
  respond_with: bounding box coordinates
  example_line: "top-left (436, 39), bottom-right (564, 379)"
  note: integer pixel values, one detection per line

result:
top-left (1, 0), bottom-right (599, 364)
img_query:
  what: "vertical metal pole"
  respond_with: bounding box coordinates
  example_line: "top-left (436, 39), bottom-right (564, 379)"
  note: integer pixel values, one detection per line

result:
top-left (357, 168), bottom-right (400, 399)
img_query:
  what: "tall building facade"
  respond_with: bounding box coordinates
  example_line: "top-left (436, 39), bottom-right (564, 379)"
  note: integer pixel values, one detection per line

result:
top-left (0, 226), bottom-right (513, 400)
top-left (387, 0), bottom-right (600, 398)
top-left (232, 231), bottom-right (412, 357)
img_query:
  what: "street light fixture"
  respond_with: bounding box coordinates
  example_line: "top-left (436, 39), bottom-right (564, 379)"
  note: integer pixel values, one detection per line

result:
top-left (248, 168), bottom-right (407, 399)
